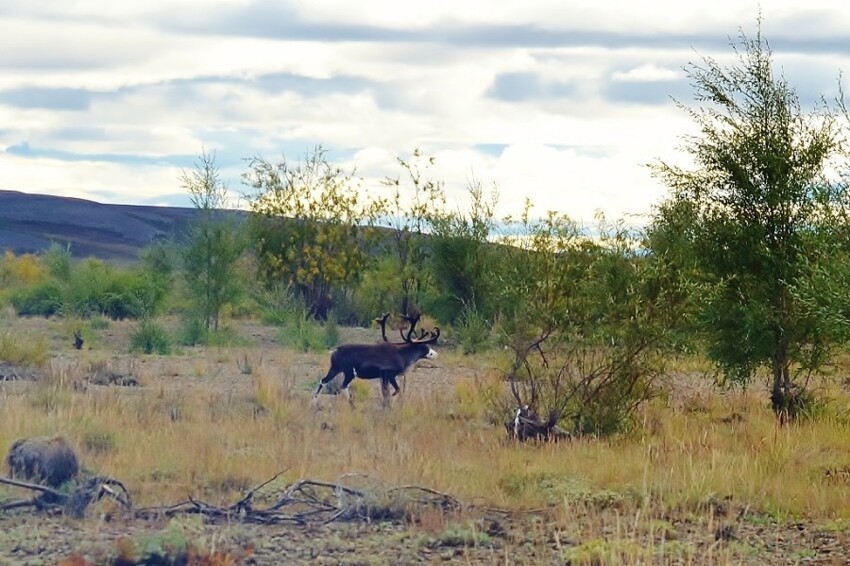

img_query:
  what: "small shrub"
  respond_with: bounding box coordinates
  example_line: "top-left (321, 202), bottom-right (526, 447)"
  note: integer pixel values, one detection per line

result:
top-left (0, 331), bottom-right (49, 367)
top-left (279, 315), bottom-right (325, 352)
top-left (323, 317), bottom-right (340, 349)
top-left (771, 385), bottom-right (826, 423)
top-left (425, 523), bottom-right (491, 548)
top-left (130, 319), bottom-right (172, 355)
top-left (177, 315), bottom-right (208, 346)
top-left (454, 302), bottom-right (491, 354)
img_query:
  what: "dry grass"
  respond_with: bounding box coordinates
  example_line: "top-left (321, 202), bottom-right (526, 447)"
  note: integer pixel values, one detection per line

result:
top-left (3, 316), bottom-right (850, 532)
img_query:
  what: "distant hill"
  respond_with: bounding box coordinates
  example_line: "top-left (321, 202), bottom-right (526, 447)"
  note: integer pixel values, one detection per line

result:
top-left (0, 190), bottom-right (244, 262)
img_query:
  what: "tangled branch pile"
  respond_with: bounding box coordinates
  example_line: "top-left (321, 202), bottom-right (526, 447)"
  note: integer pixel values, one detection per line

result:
top-left (1, 471), bottom-right (462, 527)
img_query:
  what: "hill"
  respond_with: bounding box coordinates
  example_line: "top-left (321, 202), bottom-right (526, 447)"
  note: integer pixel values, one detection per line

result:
top-left (0, 190), bottom-right (242, 262)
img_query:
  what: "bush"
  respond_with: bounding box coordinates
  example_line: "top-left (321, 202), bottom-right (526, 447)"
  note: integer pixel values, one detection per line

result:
top-left (10, 279), bottom-right (63, 317)
top-left (279, 315), bottom-right (326, 352)
top-left (65, 260), bottom-right (167, 319)
top-left (177, 315), bottom-right (207, 346)
top-left (130, 319), bottom-right (172, 355)
top-left (454, 302), bottom-right (491, 354)
top-left (0, 331), bottom-right (49, 367)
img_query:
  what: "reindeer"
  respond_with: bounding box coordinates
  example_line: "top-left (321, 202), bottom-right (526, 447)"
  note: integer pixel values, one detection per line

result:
top-left (313, 312), bottom-right (440, 406)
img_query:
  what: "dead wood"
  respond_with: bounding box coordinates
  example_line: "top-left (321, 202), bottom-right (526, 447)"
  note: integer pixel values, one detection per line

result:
top-left (0, 474), bottom-right (132, 517)
top-left (2, 469), bottom-right (467, 528)
top-left (134, 473), bottom-right (463, 526)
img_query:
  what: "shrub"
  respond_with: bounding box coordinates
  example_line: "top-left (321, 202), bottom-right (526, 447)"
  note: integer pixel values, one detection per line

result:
top-left (279, 315), bottom-right (326, 352)
top-left (177, 315), bottom-right (208, 346)
top-left (454, 302), bottom-right (491, 354)
top-left (0, 331), bottom-right (49, 367)
top-left (130, 319), bottom-right (172, 355)
top-left (10, 279), bottom-right (63, 317)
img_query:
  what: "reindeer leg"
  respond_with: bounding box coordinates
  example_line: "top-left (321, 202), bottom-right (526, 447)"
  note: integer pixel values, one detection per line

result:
top-left (380, 379), bottom-right (391, 408)
top-left (314, 369), bottom-right (339, 397)
top-left (340, 370), bottom-right (356, 407)
top-left (388, 376), bottom-right (401, 396)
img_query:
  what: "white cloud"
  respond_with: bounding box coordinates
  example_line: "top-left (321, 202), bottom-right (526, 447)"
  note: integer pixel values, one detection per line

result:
top-left (0, 0), bottom-right (849, 223)
top-left (612, 64), bottom-right (680, 83)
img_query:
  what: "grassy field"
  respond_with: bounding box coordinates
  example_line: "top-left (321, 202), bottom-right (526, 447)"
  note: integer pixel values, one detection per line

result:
top-left (3, 312), bottom-right (850, 564)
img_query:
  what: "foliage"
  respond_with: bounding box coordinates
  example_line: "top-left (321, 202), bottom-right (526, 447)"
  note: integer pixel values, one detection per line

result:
top-left (41, 242), bottom-right (72, 280)
top-left (0, 331), bottom-right (49, 367)
top-left (8, 255), bottom-right (167, 320)
top-left (177, 315), bottom-right (207, 346)
top-left (381, 148), bottom-right (445, 314)
top-left (453, 301), bottom-right (492, 354)
top-left (129, 318), bottom-right (173, 355)
top-left (426, 180), bottom-right (500, 324)
top-left (347, 255), bottom-right (407, 325)
top-left (245, 145), bottom-right (386, 320)
top-left (10, 279), bottom-right (64, 317)
top-left (0, 251), bottom-right (44, 287)
top-left (647, 25), bottom-right (850, 419)
top-left (277, 305), bottom-right (339, 353)
top-left (66, 259), bottom-right (167, 319)
top-left (488, 206), bottom-right (684, 435)
top-left (0, 252), bottom-right (46, 307)
top-left (181, 149), bottom-right (246, 333)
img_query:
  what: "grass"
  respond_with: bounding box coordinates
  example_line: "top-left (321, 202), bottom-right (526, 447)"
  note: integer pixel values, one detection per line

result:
top-left (5, 316), bottom-right (850, 562)
top-left (5, 360), bottom-right (850, 518)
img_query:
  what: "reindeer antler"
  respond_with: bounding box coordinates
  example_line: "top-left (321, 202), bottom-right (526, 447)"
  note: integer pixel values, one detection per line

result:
top-left (400, 312), bottom-right (420, 343)
top-left (374, 313), bottom-right (391, 342)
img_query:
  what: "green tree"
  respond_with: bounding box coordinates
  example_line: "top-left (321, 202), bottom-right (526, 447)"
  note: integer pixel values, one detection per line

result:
top-left (245, 145), bottom-right (385, 320)
top-left (648, 26), bottom-right (850, 419)
top-left (427, 179), bottom-right (499, 324)
top-left (182, 149), bottom-right (245, 333)
top-left (382, 148), bottom-right (445, 315)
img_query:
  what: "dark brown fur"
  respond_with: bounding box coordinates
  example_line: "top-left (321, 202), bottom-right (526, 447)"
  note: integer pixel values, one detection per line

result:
top-left (6, 436), bottom-right (80, 487)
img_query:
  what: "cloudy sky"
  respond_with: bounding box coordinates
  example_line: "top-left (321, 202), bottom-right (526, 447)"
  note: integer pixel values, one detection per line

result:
top-left (1, 1), bottom-right (849, 224)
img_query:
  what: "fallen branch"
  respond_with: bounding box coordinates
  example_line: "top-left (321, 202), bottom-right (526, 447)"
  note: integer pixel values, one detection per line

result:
top-left (0, 474), bottom-right (133, 517)
top-left (2, 471), bottom-right (468, 527)
top-left (132, 473), bottom-right (464, 526)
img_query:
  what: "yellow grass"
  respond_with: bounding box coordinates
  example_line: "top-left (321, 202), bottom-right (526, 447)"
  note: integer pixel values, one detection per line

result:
top-left (3, 317), bottom-right (850, 529)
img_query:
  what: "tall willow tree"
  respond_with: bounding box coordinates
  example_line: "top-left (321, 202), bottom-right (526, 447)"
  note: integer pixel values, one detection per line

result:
top-left (648, 26), bottom-right (850, 419)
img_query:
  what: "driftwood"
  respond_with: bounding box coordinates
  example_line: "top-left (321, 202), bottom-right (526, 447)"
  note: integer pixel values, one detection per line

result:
top-left (6, 436), bottom-right (79, 487)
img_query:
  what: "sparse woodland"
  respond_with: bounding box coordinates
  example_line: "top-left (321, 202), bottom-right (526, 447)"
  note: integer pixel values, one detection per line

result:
top-left (5, 25), bottom-right (850, 565)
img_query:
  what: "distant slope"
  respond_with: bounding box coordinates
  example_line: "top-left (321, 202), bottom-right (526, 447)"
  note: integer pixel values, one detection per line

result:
top-left (0, 190), bottom-right (240, 262)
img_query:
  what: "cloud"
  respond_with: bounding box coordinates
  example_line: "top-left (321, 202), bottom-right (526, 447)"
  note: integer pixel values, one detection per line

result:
top-left (486, 72), bottom-right (576, 102)
top-left (0, 87), bottom-right (94, 111)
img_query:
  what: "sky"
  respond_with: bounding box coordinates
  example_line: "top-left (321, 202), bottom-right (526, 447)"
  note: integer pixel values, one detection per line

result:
top-left (2, 1), bottom-right (850, 226)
